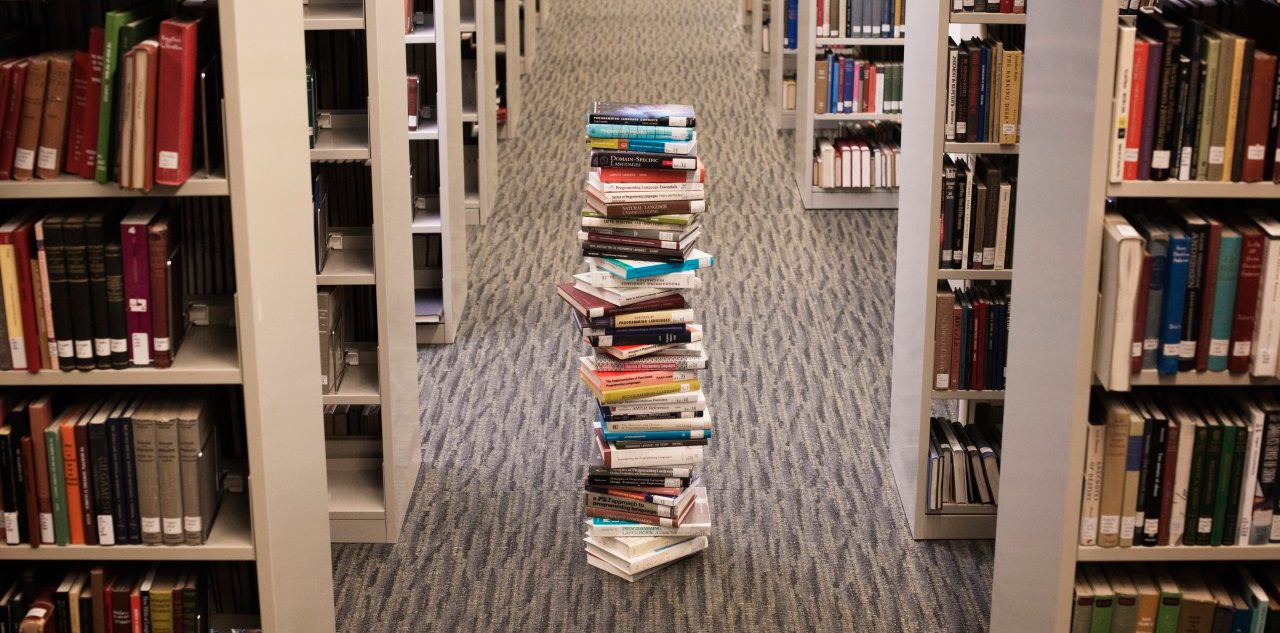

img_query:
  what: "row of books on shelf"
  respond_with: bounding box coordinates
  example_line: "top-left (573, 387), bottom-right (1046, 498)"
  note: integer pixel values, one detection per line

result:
top-left (925, 407), bottom-right (1002, 511)
top-left (0, 562), bottom-right (259, 633)
top-left (1079, 390), bottom-right (1280, 549)
top-left (0, 391), bottom-right (224, 549)
top-left (945, 31), bottom-right (1024, 145)
top-left (0, 200), bottom-right (226, 374)
top-left (1072, 564), bottom-right (1280, 633)
top-left (932, 281), bottom-right (1010, 392)
top-left (814, 0), bottom-right (906, 40)
top-left (323, 404), bottom-right (379, 439)
top-left (0, 8), bottom-right (217, 188)
top-left (813, 52), bottom-right (901, 115)
top-left (950, 0), bottom-right (1025, 14)
top-left (1107, 1), bottom-right (1280, 184)
top-left (574, 103), bottom-right (715, 582)
top-left (812, 122), bottom-right (899, 189)
top-left (1095, 204), bottom-right (1280, 389)
top-left (937, 155), bottom-right (1016, 270)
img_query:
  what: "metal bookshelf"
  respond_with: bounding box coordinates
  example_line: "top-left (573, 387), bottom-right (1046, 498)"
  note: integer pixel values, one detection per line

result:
top-left (302, 0), bottom-right (422, 544)
top-left (0, 2), bottom-right (337, 628)
top-left (791, 2), bottom-right (904, 209)
top-left (987, 3), bottom-right (1280, 631)
top-left (888, 0), bottom-right (1021, 540)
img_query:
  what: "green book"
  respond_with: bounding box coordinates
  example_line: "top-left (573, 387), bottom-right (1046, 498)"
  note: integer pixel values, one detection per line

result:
top-left (43, 421), bottom-right (69, 545)
top-left (1206, 229), bottom-right (1241, 371)
top-left (1183, 421), bottom-right (1210, 545)
top-left (1196, 415), bottom-right (1223, 545)
top-left (1220, 416), bottom-right (1248, 546)
top-left (1195, 32), bottom-right (1222, 181)
top-left (1207, 33), bottom-right (1239, 182)
top-left (1210, 415), bottom-right (1237, 545)
top-left (94, 6), bottom-right (158, 183)
top-left (1151, 564), bottom-right (1182, 633)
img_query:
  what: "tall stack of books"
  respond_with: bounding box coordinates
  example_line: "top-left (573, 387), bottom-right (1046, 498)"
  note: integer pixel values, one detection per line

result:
top-left (563, 103), bottom-right (715, 582)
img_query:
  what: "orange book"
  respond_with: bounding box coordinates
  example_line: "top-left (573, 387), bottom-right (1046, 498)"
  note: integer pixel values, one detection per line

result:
top-left (60, 417), bottom-right (84, 544)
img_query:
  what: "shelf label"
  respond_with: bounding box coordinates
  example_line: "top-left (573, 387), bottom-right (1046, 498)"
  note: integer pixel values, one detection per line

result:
top-left (1233, 341), bottom-right (1251, 357)
top-left (1152, 150), bottom-right (1171, 170)
top-left (158, 150), bottom-right (179, 170)
top-left (97, 517), bottom-right (115, 545)
top-left (1209, 146), bottom-right (1225, 165)
top-left (1209, 339), bottom-right (1229, 357)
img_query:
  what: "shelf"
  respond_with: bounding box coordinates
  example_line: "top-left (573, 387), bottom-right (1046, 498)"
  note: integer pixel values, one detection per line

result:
top-left (0, 170), bottom-right (229, 198)
top-left (0, 326), bottom-right (240, 385)
top-left (0, 493), bottom-right (253, 561)
top-left (938, 269), bottom-right (1012, 281)
top-left (945, 142), bottom-right (1019, 155)
top-left (310, 113), bottom-right (371, 161)
top-left (950, 12), bottom-right (1027, 25)
top-left (412, 205), bottom-right (442, 234)
top-left (327, 458), bottom-right (386, 521)
top-left (464, 189), bottom-right (480, 209)
top-left (931, 390), bottom-right (1005, 400)
top-left (1077, 544), bottom-right (1280, 562)
top-left (807, 188), bottom-right (898, 210)
top-left (813, 112), bottom-right (902, 123)
top-left (405, 23), bottom-right (436, 44)
top-left (495, 42), bottom-right (507, 54)
top-left (302, 3), bottom-right (364, 30)
top-left (408, 122), bottom-right (440, 141)
top-left (1122, 370), bottom-right (1280, 388)
top-left (1106, 180), bottom-right (1280, 198)
top-left (323, 360), bottom-right (380, 406)
top-left (415, 288), bottom-right (443, 324)
top-left (316, 247), bottom-right (375, 285)
top-left (929, 504), bottom-right (998, 515)
top-left (815, 37), bottom-right (905, 47)
top-left (461, 107), bottom-right (478, 123)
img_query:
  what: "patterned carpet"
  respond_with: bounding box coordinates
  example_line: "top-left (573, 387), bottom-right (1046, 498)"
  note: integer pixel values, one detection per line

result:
top-left (330, 0), bottom-right (995, 631)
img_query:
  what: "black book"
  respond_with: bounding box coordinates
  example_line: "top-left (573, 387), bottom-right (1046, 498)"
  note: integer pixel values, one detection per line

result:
top-left (1162, 0), bottom-right (1207, 180)
top-left (40, 214), bottom-right (77, 371)
top-left (941, 156), bottom-right (957, 269)
top-left (613, 438), bottom-right (708, 450)
top-left (587, 102), bottom-right (695, 128)
top-left (1138, 8), bottom-right (1184, 181)
top-left (1142, 401), bottom-right (1169, 547)
top-left (88, 399), bottom-right (117, 546)
top-left (588, 329), bottom-right (697, 347)
top-left (585, 474), bottom-right (691, 488)
top-left (955, 43), bottom-right (970, 143)
top-left (103, 243), bottom-right (129, 368)
top-left (599, 409), bottom-right (706, 422)
top-left (1221, 408), bottom-right (1249, 546)
top-left (54, 573), bottom-right (72, 633)
top-left (85, 210), bottom-right (122, 369)
top-left (954, 158), bottom-right (970, 267)
top-left (62, 213), bottom-right (96, 371)
top-left (3, 398), bottom-right (31, 545)
top-left (1004, 176), bottom-right (1017, 270)
top-left (1197, 414), bottom-right (1224, 545)
top-left (109, 397), bottom-right (141, 544)
top-left (1177, 208), bottom-right (1208, 372)
top-left (0, 424), bottom-right (18, 545)
top-left (1230, 38), bottom-right (1256, 183)
top-left (588, 150), bottom-right (698, 171)
top-left (1169, 55), bottom-right (1194, 178)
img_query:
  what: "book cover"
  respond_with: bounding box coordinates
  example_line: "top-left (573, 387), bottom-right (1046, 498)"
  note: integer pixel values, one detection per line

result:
top-left (155, 16), bottom-right (201, 185)
top-left (0, 59), bottom-right (27, 180)
top-left (35, 51), bottom-right (74, 180)
top-left (589, 102), bottom-right (695, 128)
top-left (120, 202), bottom-right (163, 366)
top-left (12, 55), bottom-right (49, 181)
top-left (96, 7), bottom-right (158, 183)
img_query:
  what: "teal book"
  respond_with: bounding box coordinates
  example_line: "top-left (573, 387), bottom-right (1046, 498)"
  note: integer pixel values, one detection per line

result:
top-left (592, 249), bottom-right (714, 280)
top-left (44, 421), bottom-right (69, 545)
top-left (586, 123), bottom-right (695, 141)
top-left (94, 5), bottom-right (158, 183)
top-left (1207, 228), bottom-right (1241, 371)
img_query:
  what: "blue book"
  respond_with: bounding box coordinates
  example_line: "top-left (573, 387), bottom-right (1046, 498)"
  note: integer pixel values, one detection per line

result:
top-left (1158, 227), bottom-right (1192, 375)
top-left (882, 0), bottom-right (893, 37)
top-left (784, 0), bottom-right (798, 49)
top-left (977, 44), bottom-right (990, 141)
top-left (1207, 228), bottom-right (1241, 372)
top-left (601, 424), bottom-right (712, 443)
top-left (592, 249), bottom-right (714, 280)
top-left (1132, 215), bottom-right (1169, 370)
top-left (585, 124), bottom-right (693, 141)
top-left (843, 58), bottom-right (854, 111)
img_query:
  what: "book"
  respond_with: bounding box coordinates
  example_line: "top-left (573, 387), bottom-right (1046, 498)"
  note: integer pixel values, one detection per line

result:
top-left (588, 103), bottom-right (695, 128)
top-left (120, 202), bottom-right (163, 367)
top-left (35, 51), bottom-right (74, 180)
top-left (12, 55), bottom-right (49, 181)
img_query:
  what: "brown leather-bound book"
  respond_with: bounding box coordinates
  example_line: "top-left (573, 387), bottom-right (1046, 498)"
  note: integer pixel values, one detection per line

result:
top-left (89, 566), bottom-right (107, 633)
top-left (1241, 51), bottom-right (1277, 182)
top-left (20, 434), bottom-right (39, 547)
top-left (18, 588), bottom-right (55, 633)
top-left (147, 215), bottom-right (179, 368)
top-left (933, 282), bottom-right (953, 391)
top-left (813, 54), bottom-right (828, 115)
top-left (27, 394), bottom-right (55, 544)
top-left (35, 51), bottom-right (74, 180)
top-left (13, 55), bottom-right (50, 181)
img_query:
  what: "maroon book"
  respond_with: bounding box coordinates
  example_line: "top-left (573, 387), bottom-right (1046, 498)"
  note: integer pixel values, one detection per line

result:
top-left (21, 435), bottom-right (38, 547)
top-left (555, 282), bottom-right (684, 319)
top-left (1229, 221), bottom-right (1266, 373)
top-left (0, 59), bottom-right (27, 181)
top-left (1156, 419), bottom-right (1180, 546)
top-left (949, 296), bottom-right (962, 390)
top-left (74, 415), bottom-right (97, 545)
top-left (1194, 217), bottom-right (1223, 373)
top-left (1242, 52), bottom-right (1278, 182)
top-left (1131, 253), bottom-right (1153, 374)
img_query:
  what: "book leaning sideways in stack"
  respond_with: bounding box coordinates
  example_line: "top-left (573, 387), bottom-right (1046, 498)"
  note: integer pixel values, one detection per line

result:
top-left (568, 102), bottom-right (715, 582)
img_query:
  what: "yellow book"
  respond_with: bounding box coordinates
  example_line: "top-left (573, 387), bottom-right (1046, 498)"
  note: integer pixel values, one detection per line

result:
top-left (1220, 35), bottom-right (1246, 180)
top-left (0, 237), bottom-right (26, 369)
top-left (612, 308), bottom-right (696, 329)
top-left (588, 138), bottom-right (627, 150)
top-left (579, 367), bottom-right (699, 404)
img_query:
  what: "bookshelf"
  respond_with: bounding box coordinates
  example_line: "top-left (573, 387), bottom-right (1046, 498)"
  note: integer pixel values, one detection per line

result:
top-left (888, 0), bottom-right (1021, 539)
top-left (0, 2), bottom-right (337, 628)
top-left (765, 3), bottom-right (796, 130)
top-left (753, 0), bottom-right (771, 71)
top-left (987, 3), bottom-right (1280, 632)
top-left (738, 0), bottom-right (751, 30)
top-left (791, 1), bottom-right (903, 210)
top-left (302, 0), bottom-right (422, 545)
top-left (458, 0), bottom-right (498, 225)
top-left (496, 0), bottom-right (523, 139)
top-left (413, 0), bottom-right (471, 345)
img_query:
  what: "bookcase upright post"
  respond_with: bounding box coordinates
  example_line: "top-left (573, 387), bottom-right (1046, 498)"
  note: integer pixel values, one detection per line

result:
top-left (766, 7), bottom-right (796, 130)
top-left (498, 0), bottom-right (523, 140)
top-left (477, 0), bottom-right (499, 221)
top-left (753, 0), bottom-right (770, 71)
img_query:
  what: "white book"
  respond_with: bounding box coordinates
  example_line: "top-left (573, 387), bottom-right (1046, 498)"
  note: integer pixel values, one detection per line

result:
top-left (601, 411), bottom-right (713, 432)
top-left (841, 144), bottom-right (853, 187)
top-left (1234, 400), bottom-right (1265, 545)
top-left (585, 552), bottom-right (671, 582)
top-left (819, 139), bottom-right (836, 188)
top-left (875, 72), bottom-right (885, 114)
top-left (1080, 420), bottom-right (1107, 546)
top-left (1168, 407), bottom-right (1197, 546)
top-left (603, 391), bottom-right (707, 415)
top-left (1094, 214), bottom-right (1144, 391)
top-left (571, 277), bottom-right (678, 307)
top-left (1250, 211), bottom-right (1280, 377)
top-left (838, 0), bottom-right (847, 38)
top-left (594, 534), bottom-right (695, 559)
top-left (576, 270), bottom-right (700, 290)
top-left (585, 185), bottom-right (704, 204)
top-left (860, 144), bottom-right (871, 188)
top-left (577, 228), bottom-right (700, 254)
top-left (989, 181), bottom-right (1011, 268)
top-left (584, 487), bottom-right (712, 538)
top-left (1110, 25), bottom-right (1137, 183)
top-left (593, 353), bottom-right (710, 372)
top-left (585, 174), bottom-right (705, 193)
top-left (1247, 395), bottom-right (1278, 544)
top-left (584, 535), bottom-right (708, 575)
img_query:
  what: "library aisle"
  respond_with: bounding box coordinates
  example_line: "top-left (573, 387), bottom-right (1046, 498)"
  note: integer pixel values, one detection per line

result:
top-left (331, 0), bottom-right (990, 630)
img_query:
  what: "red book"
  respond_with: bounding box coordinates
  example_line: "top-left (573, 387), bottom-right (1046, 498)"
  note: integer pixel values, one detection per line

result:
top-left (1000, 0), bottom-right (1014, 12)
top-left (73, 414), bottom-right (97, 545)
top-left (65, 51), bottom-right (91, 175)
top-left (1156, 419), bottom-right (1180, 546)
top-left (1229, 222), bottom-right (1266, 373)
top-left (1124, 38), bottom-right (1151, 181)
top-left (1131, 252), bottom-right (1153, 374)
top-left (129, 577), bottom-right (142, 633)
top-left (20, 435), bottom-right (38, 547)
top-left (1195, 217), bottom-right (1223, 372)
top-left (20, 589), bottom-right (55, 632)
top-left (1241, 51), bottom-right (1278, 182)
top-left (815, 0), bottom-right (823, 36)
top-left (12, 217), bottom-right (43, 372)
top-left (155, 17), bottom-right (200, 186)
top-left (868, 64), bottom-right (878, 113)
top-left (0, 59), bottom-right (28, 180)
top-left (147, 215), bottom-right (176, 367)
top-left (0, 61), bottom-right (12, 181)
top-left (555, 282), bottom-right (685, 319)
top-left (80, 27), bottom-right (104, 180)
top-left (594, 165), bottom-right (705, 184)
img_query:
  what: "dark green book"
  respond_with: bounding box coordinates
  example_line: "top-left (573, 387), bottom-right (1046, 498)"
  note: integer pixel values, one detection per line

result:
top-left (1220, 416), bottom-right (1248, 546)
top-left (1196, 416), bottom-right (1223, 545)
top-left (43, 421), bottom-right (69, 545)
top-left (94, 6), bottom-right (159, 183)
top-left (1184, 420), bottom-right (1210, 545)
top-left (1210, 416), bottom-right (1236, 545)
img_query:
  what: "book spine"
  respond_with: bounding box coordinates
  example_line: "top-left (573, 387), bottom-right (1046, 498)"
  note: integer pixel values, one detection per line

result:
top-left (12, 225), bottom-right (42, 372)
top-left (88, 420), bottom-right (116, 545)
top-left (1125, 39), bottom-right (1150, 180)
top-left (63, 422), bottom-right (92, 545)
top-left (121, 222), bottom-right (151, 366)
top-left (0, 432), bottom-right (20, 544)
top-left (1149, 30), bottom-right (1180, 181)
top-left (1242, 53), bottom-right (1277, 182)
top-left (87, 219), bottom-right (114, 369)
top-left (584, 492), bottom-right (677, 518)
top-left (1208, 235), bottom-right (1241, 371)
top-left (41, 219), bottom-right (76, 370)
top-left (20, 436), bottom-right (39, 546)
top-left (155, 414), bottom-right (182, 544)
top-left (65, 52), bottom-right (89, 176)
top-left (1253, 414), bottom-right (1280, 544)
top-left (148, 221), bottom-right (173, 368)
top-left (584, 505), bottom-right (676, 527)
top-left (107, 417), bottom-right (133, 544)
top-left (81, 27), bottom-right (105, 179)
top-left (1156, 420), bottom-right (1179, 546)
top-left (1157, 236), bottom-right (1190, 375)
top-left (1131, 253), bottom-right (1152, 373)
top-left (1137, 40), bottom-right (1164, 181)
top-left (63, 218), bottom-right (96, 370)
top-left (36, 54), bottom-right (73, 179)
top-left (131, 413), bottom-right (161, 544)
top-left (1210, 424), bottom-right (1238, 545)
top-left (154, 19), bottom-right (198, 185)
top-left (1188, 223), bottom-right (1211, 372)
top-left (104, 243), bottom-right (130, 368)
top-left (43, 425), bottom-right (68, 545)
top-left (0, 62), bottom-right (26, 180)
top-left (96, 15), bottom-right (124, 183)
top-left (589, 151), bottom-right (698, 171)
top-left (32, 222), bottom-right (56, 371)
top-left (1229, 232), bottom-right (1264, 373)
top-left (13, 57), bottom-right (49, 181)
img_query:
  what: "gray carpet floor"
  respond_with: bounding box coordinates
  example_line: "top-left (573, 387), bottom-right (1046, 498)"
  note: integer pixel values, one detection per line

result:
top-left (330, 0), bottom-right (994, 630)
